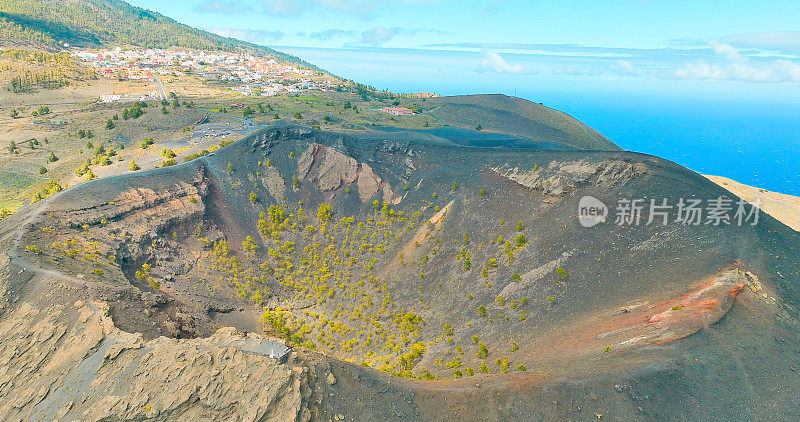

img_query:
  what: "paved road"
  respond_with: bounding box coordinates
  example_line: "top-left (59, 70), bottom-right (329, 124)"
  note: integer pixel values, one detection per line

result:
top-left (204, 109), bottom-right (262, 128)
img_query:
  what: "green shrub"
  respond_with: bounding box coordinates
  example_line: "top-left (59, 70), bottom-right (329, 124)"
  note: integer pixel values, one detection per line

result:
top-left (477, 342), bottom-right (489, 359)
top-left (317, 203), bottom-right (333, 223)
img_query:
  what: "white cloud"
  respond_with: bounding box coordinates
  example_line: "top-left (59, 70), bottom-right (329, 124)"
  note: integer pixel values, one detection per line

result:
top-left (709, 40), bottom-right (745, 62)
top-left (667, 40), bottom-right (800, 83)
top-left (613, 60), bottom-right (639, 76)
top-left (480, 50), bottom-right (524, 74)
top-left (552, 66), bottom-right (584, 76)
top-left (669, 59), bottom-right (800, 83)
top-left (207, 27), bottom-right (285, 43)
top-left (360, 27), bottom-right (401, 46)
top-left (261, 0), bottom-right (305, 15)
top-left (195, 0), bottom-right (248, 14)
top-left (316, 0), bottom-right (376, 16)
top-left (310, 29), bottom-right (357, 40)
top-left (721, 31), bottom-right (800, 54)
top-left (773, 59), bottom-right (800, 80)
top-left (260, 0), bottom-right (440, 17)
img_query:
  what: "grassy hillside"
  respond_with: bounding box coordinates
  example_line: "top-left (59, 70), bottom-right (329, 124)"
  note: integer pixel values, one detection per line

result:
top-left (0, 0), bottom-right (318, 69)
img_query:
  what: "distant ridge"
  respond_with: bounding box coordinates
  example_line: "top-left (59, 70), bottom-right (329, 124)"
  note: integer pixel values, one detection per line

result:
top-left (428, 94), bottom-right (620, 150)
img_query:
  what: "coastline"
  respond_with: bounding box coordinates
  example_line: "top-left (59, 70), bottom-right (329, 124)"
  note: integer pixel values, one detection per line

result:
top-left (705, 175), bottom-right (800, 232)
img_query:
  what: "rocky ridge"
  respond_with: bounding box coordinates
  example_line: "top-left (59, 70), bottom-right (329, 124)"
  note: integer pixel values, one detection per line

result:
top-left (0, 300), bottom-right (320, 421)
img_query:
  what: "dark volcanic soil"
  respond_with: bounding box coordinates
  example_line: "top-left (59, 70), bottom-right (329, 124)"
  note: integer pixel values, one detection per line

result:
top-left (1, 121), bottom-right (799, 421)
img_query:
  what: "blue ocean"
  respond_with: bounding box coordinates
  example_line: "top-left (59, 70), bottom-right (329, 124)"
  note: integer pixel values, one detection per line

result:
top-left (551, 96), bottom-right (800, 196)
top-left (281, 46), bottom-right (800, 195)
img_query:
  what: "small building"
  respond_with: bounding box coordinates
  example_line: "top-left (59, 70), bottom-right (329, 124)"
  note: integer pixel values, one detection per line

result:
top-left (380, 106), bottom-right (414, 116)
top-left (237, 337), bottom-right (292, 363)
top-left (100, 94), bottom-right (122, 103)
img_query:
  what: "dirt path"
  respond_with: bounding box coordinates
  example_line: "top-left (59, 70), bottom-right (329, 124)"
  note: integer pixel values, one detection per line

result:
top-left (5, 191), bottom-right (94, 290)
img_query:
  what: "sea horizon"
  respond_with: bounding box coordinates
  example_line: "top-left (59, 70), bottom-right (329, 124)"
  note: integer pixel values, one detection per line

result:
top-left (279, 45), bottom-right (800, 196)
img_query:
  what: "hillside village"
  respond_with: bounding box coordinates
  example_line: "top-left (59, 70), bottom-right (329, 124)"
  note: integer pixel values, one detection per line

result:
top-left (73, 47), bottom-right (338, 100)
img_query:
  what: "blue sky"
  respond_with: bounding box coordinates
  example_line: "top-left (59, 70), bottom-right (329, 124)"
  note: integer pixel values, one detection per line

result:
top-left (127, 1), bottom-right (800, 88)
top-left (127, 0), bottom-right (800, 50)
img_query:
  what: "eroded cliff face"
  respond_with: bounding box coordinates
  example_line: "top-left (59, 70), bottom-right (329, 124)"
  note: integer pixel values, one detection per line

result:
top-left (0, 300), bottom-right (316, 422)
top-left (12, 171), bottom-right (218, 340)
top-left (297, 143), bottom-right (399, 204)
top-left (491, 159), bottom-right (648, 196)
top-left (26, 175), bottom-right (209, 285)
